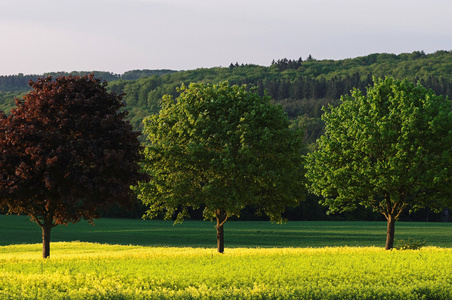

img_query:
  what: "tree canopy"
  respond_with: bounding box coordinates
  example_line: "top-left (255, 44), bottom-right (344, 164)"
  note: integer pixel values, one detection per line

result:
top-left (305, 77), bottom-right (452, 249)
top-left (0, 75), bottom-right (145, 258)
top-left (137, 82), bottom-right (305, 252)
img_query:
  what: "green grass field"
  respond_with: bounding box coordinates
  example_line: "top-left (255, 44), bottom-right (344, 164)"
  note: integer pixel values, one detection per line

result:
top-left (1, 215), bottom-right (451, 299)
top-left (1, 215), bottom-right (451, 248)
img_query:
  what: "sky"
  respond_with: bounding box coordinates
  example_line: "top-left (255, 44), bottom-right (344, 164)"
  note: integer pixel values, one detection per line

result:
top-left (0, 0), bottom-right (451, 76)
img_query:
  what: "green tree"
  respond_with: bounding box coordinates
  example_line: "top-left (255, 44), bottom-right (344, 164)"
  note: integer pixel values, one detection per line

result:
top-left (305, 77), bottom-right (452, 249)
top-left (137, 82), bottom-right (305, 253)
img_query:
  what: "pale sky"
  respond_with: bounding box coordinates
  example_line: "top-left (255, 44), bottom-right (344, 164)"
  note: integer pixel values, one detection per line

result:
top-left (1, 0), bottom-right (451, 76)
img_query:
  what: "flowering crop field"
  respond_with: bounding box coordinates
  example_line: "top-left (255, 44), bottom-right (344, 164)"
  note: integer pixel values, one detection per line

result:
top-left (1, 242), bottom-right (451, 299)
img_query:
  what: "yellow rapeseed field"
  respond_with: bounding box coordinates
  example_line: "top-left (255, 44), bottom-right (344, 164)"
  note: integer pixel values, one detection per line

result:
top-left (1, 242), bottom-right (451, 299)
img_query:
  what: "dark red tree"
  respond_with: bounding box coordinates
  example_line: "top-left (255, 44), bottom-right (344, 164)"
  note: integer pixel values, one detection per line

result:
top-left (0, 75), bottom-right (145, 258)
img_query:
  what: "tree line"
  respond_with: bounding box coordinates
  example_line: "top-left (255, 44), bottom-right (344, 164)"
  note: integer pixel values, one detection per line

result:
top-left (2, 50), bottom-right (451, 98)
top-left (0, 70), bottom-right (178, 92)
top-left (1, 50), bottom-right (451, 226)
top-left (111, 50), bottom-right (452, 132)
top-left (1, 75), bottom-right (450, 256)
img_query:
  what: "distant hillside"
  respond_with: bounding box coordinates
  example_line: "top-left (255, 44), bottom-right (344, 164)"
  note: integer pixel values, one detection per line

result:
top-left (0, 70), bottom-right (176, 92)
top-left (0, 69), bottom-right (176, 116)
top-left (1, 50), bottom-right (451, 145)
top-left (107, 50), bottom-right (452, 134)
top-left (121, 69), bottom-right (178, 80)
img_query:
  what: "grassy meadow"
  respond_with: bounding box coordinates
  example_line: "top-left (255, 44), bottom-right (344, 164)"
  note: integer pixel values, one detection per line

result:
top-left (1, 215), bottom-right (451, 248)
top-left (1, 215), bottom-right (451, 299)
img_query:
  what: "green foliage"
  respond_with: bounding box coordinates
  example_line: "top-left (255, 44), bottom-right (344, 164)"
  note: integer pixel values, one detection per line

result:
top-left (2, 51), bottom-right (451, 139)
top-left (0, 73), bottom-right (40, 92)
top-left (306, 77), bottom-right (452, 215)
top-left (138, 82), bottom-right (305, 224)
top-left (305, 77), bottom-right (452, 248)
top-left (395, 238), bottom-right (427, 250)
top-left (0, 91), bottom-right (26, 113)
top-left (121, 69), bottom-right (176, 80)
top-left (97, 51), bottom-right (452, 138)
top-left (1, 53), bottom-right (452, 225)
top-left (289, 115), bottom-right (325, 152)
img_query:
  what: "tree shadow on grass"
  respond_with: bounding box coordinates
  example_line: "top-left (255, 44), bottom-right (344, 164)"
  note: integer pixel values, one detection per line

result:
top-left (1, 216), bottom-right (449, 248)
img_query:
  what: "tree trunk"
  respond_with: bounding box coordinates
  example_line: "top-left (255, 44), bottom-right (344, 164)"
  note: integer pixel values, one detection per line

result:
top-left (216, 209), bottom-right (227, 253)
top-left (42, 221), bottom-right (52, 259)
top-left (385, 214), bottom-right (396, 250)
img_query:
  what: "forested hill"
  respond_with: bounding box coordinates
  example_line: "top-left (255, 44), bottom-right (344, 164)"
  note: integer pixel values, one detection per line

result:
top-left (1, 50), bottom-right (451, 138)
top-left (0, 69), bottom-right (175, 113)
top-left (1, 50), bottom-right (451, 221)
top-left (111, 50), bottom-right (452, 144)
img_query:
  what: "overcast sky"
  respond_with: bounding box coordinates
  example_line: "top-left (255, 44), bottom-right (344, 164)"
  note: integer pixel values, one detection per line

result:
top-left (0, 0), bottom-right (451, 75)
